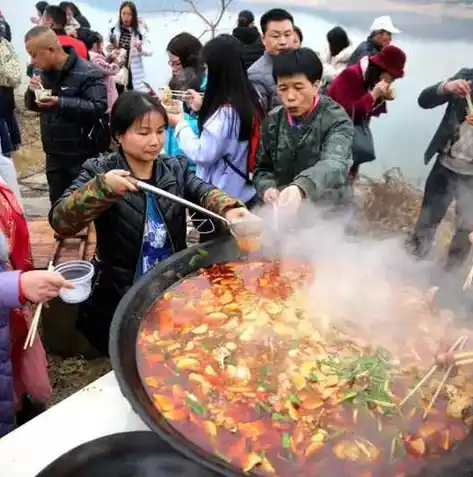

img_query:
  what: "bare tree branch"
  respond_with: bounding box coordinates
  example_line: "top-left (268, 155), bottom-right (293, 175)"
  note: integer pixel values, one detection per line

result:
top-left (150, 0), bottom-right (235, 38)
top-left (198, 28), bottom-right (210, 39)
top-left (182, 0), bottom-right (212, 27)
top-left (213, 0), bottom-right (234, 28)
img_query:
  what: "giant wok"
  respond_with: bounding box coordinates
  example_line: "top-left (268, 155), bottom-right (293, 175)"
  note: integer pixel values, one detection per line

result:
top-left (109, 237), bottom-right (473, 477)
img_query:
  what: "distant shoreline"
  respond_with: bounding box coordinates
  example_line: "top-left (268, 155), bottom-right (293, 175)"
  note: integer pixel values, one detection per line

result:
top-left (250, 0), bottom-right (473, 20)
top-left (84, 0), bottom-right (473, 41)
top-left (244, 0), bottom-right (473, 41)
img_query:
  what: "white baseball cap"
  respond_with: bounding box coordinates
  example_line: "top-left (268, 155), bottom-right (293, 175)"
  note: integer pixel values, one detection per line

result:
top-left (369, 16), bottom-right (401, 34)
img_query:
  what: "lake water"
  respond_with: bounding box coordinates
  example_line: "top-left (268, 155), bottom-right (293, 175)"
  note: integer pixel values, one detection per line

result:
top-left (3, 0), bottom-right (473, 185)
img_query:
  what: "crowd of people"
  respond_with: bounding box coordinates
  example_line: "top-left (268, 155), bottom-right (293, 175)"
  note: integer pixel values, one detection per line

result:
top-left (1, 0), bottom-right (473, 440)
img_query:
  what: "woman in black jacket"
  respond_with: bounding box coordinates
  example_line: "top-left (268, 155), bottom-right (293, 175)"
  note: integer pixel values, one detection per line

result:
top-left (232, 10), bottom-right (264, 70)
top-left (49, 91), bottom-right (255, 356)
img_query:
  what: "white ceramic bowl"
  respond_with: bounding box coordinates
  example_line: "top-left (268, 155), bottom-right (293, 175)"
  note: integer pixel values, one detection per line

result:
top-left (55, 260), bottom-right (94, 304)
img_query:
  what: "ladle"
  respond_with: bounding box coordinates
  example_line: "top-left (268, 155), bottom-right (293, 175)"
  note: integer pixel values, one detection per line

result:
top-left (135, 181), bottom-right (262, 239)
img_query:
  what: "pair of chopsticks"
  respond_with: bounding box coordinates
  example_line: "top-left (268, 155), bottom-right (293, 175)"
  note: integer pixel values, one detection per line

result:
top-left (23, 261), bottom-right (54, 350)
top-left (399, 336), bottom-right (468, 419)
top-left (158, 88), bottom-right (204, 97)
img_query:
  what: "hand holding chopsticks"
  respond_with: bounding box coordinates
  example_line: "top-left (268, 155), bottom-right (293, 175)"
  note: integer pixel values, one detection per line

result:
top-left (22, 264), bottom-right (73, 349)
top-left (399, 336), bottom-right (468, 419)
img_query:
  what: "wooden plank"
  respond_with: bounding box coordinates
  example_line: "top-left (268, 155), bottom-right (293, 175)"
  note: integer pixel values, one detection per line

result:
top-left (27, 218), bottom-right (96, 269)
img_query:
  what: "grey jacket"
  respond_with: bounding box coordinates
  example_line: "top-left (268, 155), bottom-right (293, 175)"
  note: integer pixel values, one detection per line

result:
top-left (418, 68), bottom-right (473, 165)
top-left (248, 51), bottom-right (280, 112)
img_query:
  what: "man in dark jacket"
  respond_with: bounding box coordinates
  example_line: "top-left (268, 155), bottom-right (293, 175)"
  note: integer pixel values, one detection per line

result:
top-left (248, 8), bottom-right (295, 113)
top-left (253, 48), bottom-right (353, 213)
top-left (408, 70), bottom-right (473, 272)
top-left (24, 26), bottom-right (108, 204)
top-left (232, 10), bottom-right (264, 70)
top-left (349, 15), bottom-right (400, 65)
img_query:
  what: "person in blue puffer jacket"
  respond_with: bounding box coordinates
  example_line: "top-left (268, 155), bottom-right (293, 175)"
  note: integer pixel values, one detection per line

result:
top-left (164, 33), bottom-right (206, 172)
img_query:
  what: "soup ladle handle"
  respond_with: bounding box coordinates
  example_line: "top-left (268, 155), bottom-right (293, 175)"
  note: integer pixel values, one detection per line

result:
top-left (135, 180), bottom-right (231, 226)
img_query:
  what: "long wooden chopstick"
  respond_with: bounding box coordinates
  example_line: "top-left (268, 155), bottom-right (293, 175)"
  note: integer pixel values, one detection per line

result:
top-left (422, 336), bottom-right (467, 419)
top-left (455, 358), bottom-right (473, 366)
top-left (399, 336), bottom-right (465, 407)
top-left (451, 350), bottom-right (473, 361)
top-left (23, 261), bottom-right (54, 350)
top-left (466, 94), bottom-right (473, 115)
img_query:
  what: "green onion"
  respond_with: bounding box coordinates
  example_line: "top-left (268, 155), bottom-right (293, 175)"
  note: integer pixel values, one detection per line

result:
top-left (282, 432), bottom-right (291, 449)
top-left (257, 402), bottom-right (271, 413)
top-left (272, 412), bottom-right (291, 422)
top-left (185, 396), bottom-right (205, 415)
top-left (288, 394), bottom-right (301, 404)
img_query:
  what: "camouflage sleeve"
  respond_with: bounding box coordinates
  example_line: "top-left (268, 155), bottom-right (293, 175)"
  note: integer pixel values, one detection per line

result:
top-left (50, 173), bottom-right (121, 236)
top-left (292, 109), bottom-right (354, 202)
top-left (201, 189), bottom-right (244, 218)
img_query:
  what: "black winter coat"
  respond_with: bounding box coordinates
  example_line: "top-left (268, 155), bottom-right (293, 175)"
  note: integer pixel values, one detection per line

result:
top-left (233, 26), bottom-right (265, 71)
top-left (0, 87), bottom-right (14, 118)
top-left (348, 37), bottom-right (382, 66)
top-left (49, 152), bottom-right (227, 355)
top-left (24, 48), bottom-right (108, 166)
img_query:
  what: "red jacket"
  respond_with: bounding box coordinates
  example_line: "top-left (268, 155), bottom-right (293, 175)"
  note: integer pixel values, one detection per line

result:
top-left (57, 33), bottom-right (88, 60)
top-left (327, 63), bottom-right (386, 123)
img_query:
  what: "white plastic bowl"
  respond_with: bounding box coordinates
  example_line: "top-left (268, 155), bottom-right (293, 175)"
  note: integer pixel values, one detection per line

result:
top-left (55, 260), bottom-right (94, 304)
top-left (35, 89), bottom-right (52, 101)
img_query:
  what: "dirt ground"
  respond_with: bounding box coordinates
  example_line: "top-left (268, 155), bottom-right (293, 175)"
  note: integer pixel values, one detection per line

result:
top-left (13, 100), bottom-right (44, 178)
top-left (13, 94), bottom-right (455, 407)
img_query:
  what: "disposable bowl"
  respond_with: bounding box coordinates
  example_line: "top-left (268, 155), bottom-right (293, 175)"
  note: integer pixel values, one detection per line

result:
top-left (35, 89), bottom-right (52, 101)
top-left (55, 260), bottom-right (94, 304)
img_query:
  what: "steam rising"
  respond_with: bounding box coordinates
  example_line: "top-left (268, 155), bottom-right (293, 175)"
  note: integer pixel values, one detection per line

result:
top-left (255, 201), bottom-right (445, 344)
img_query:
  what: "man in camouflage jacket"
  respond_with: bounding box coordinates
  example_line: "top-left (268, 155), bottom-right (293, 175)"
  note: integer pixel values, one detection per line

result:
top-left (253, 49), bottom-right (354, 211)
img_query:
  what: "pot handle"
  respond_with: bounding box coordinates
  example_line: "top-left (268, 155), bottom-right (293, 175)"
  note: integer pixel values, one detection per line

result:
top-left (135, 180), bottom-right (230, 226)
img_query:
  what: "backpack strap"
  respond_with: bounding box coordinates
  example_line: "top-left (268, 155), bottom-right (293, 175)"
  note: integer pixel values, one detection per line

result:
top-left (222, 154), bottom-right (252, 185)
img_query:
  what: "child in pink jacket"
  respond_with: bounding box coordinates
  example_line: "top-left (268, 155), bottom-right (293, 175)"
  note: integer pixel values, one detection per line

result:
top-left (85, 31), bottom-right (121, 112)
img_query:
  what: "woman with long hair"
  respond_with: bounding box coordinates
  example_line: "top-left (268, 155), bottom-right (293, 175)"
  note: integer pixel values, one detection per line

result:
top-left (108, 1), bottom-right (151, 93)
top-left (232, 9), bottom-right (264, 70)
top-left (49, 91), bottom-right (255, 355)
top-left (321, 26), bottom-right (354, 85)
top-left (163, 32), bottom-right (205, 172)
top-left (59, 2), bottom-right (90, 29)
top-left (167, 32), bottom-right (206, 93)
top-left (168, 34), bottom-right (265, 240)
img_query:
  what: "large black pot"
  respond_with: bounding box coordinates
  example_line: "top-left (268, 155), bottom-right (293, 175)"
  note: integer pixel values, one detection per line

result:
top-left (35, 431), bottom-right (224, 477)
top-left (109, 237), bottom-right (473, 477)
